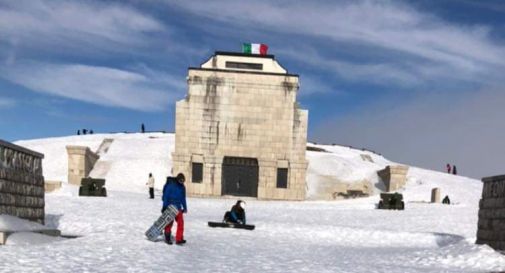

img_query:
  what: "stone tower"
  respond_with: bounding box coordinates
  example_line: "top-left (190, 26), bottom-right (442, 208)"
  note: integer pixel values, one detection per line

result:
top-left (172, 51), bottom-right (308, 200)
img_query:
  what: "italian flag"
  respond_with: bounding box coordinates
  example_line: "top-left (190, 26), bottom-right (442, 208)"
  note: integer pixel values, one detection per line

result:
top-left (242, 43), bottom-right (269, 55)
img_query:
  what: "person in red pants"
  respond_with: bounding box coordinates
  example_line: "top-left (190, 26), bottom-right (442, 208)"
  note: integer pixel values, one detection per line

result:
top-left (161, 173), bottom-right (187, 245)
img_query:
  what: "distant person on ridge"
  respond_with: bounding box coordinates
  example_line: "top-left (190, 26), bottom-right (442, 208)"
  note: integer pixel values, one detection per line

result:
top-left (90, 129), bottom-right (93, 134)
top-left (162, 173), bottom-right (187, 245)
top-left (146, 173), bottom-right (155, 199)
top-left (452, 165), bottom-right (457, 175)
top-left (77, 130), bottom-right (80, 135)
top-left (223, 200), bottom-right (246, 225)
top-left (446, 163), bottom-right (451, 174)
top-left (83, 129), bottom-right (87, 135)
top-left (141, 123), bottom-right (145, 133)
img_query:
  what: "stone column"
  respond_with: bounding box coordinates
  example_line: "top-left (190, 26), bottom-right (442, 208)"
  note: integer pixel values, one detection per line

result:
top-left (431, 188), bottom-right (441, 203)
top-left (66, 146), bottom-right (99, 185)
top-left (377, 165), bottom-right (409, 192)
top-left (476, 175), bottom-right (505, 252)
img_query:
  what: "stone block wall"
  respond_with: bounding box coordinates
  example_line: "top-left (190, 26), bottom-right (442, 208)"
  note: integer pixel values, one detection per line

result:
top-left (476, 175), bottom-right (505, 252)
top-left (66, 145), bottom-right (99, 185)
top-left (377, 165), bottom-right (409, 192)
top-left (0, 139), bottom-right (45, 224)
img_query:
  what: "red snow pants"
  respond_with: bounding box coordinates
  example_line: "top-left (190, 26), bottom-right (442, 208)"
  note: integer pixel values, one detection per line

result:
top-left (164, 211), bottom-right (184, 242)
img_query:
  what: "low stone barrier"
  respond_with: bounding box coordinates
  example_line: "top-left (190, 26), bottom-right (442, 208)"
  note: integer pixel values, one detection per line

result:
top-left (0, 139), bottom-right (45, 224)
top-left (476, 174), bottom-right (505, 252)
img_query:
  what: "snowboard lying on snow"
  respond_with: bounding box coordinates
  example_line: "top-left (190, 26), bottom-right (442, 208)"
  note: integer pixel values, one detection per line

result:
top-left (208, 221), bottom-right (255, 230)
top-left (145, 205), bottom-right (179, 241)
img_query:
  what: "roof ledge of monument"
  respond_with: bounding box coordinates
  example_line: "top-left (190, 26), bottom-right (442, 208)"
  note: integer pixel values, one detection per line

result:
top-left (188, 51), bottom-right (296, 77)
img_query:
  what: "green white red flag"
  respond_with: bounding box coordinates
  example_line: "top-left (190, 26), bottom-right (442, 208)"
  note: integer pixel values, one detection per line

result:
top-left (242, 43), bottom-right (268, 55)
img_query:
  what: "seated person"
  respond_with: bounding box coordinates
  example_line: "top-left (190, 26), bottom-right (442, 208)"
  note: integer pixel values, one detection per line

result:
top-left (442, 195), bottom-right (451, 204)
top-left (223, 200), bottom-right (246, 224)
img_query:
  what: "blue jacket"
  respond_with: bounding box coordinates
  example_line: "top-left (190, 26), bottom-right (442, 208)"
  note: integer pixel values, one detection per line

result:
top-left (162, 177), bottom-right (187, 212)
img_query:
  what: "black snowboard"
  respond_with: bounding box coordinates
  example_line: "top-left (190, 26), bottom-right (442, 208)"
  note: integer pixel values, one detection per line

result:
top-left (208, 221), bottom-right (255, 230)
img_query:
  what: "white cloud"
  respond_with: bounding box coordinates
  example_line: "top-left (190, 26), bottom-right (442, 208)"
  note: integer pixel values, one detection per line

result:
top-left (312, 89), bottom-right (505, 179)
top-left (0, 62), bottom-right (179, 111)
top-left (0, 0), bottom-right (165, 54)
top-left (167, 0), bottom-right (505, 88)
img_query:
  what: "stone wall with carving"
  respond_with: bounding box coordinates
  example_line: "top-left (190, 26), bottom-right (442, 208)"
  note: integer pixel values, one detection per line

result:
top-left (0, 139), bottom-right (45, 224)
top-left (476, 175), bottom-right (505, 252)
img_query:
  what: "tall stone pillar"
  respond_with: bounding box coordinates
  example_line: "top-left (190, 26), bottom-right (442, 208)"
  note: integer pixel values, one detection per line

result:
top-left (66, 146), bottom-right (99, 185)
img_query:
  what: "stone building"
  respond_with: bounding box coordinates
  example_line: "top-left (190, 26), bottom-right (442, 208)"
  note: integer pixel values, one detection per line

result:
top-left (172, 51), bottom-right (308, 200)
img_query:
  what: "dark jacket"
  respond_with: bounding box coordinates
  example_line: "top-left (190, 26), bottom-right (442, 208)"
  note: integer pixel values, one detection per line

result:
top-left (230, 202), bottom-right (246, 224)
top-left (162, 177), bottom-right (187, 212)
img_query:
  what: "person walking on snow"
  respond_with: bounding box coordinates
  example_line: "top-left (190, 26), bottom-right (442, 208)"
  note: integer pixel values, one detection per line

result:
top-left (146, 173), bottom-right (155, 199)
top-left (162, 173), bottom-right (187, 245)
top-left (446, 163), bottom-right (451, 174)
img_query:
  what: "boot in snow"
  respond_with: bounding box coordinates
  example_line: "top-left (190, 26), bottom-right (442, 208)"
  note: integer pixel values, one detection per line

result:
top-left (165, 232), bottom-right (173, 245)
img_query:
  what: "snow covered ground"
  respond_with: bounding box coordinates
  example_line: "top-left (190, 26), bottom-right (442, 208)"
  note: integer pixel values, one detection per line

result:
top-left (2, 132), bottom-right (503, 272)
top-left (1, 185), bottom-right (504, 272)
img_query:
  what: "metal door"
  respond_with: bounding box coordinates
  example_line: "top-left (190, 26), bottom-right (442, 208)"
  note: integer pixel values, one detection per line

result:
top-left (221, 157), bottom-right (259, 197)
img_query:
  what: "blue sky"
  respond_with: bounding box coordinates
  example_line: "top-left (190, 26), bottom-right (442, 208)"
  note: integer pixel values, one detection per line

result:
top-left (1, 0), bottom-right (504, 178)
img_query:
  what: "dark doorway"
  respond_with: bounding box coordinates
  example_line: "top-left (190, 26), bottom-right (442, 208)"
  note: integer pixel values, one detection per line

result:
top-left (221, 157), bottom-right (259, 197)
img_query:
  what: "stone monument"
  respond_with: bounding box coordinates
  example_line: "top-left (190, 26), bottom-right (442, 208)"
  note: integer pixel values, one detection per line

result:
top-left (172, 51), bottom-right (308, 200)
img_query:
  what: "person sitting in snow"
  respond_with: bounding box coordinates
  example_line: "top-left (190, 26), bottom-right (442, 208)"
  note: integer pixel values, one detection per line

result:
top-left (161, 173), bottom-right (187, 245)
top-left (223, 200), bottom-right (246, 225)
top-left (442, 195), bottom-right (451, 204)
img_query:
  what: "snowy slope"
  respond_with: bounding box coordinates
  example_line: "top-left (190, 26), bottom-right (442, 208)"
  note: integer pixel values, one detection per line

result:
top-left (15, 133), bottom-right (482, 203)
top-left (16, 133), bottom-right (173, 192)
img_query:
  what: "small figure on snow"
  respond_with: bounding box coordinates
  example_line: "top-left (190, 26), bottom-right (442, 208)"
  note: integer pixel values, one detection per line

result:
top-left (146, 173), bottom-right (155, 199)
top-left (452, 165), bottom-right (457, 175)
top-left (141, 123), bottom-right (145, 133)
top-left (77, 130), bottom-right (80, 135)
top-left (223, 200), bottom-right (246, 225)
top-left (442, 195), bottom-right (451, 205)
top-left (162, 173), bottom-right (187, 245)
top-left (446, 163), bottom-right (451, 174)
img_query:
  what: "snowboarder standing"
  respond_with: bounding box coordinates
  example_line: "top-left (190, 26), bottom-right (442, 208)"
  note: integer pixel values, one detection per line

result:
top-left (452, 165), bottom-right (457, 175)
top-left (223, 200), bottom-right (246, 224)
top-left (141, 123), bottom-right (145, 133)
top-left (446, 163), bottom-right (451, 174)
top-left (162, 173), bottom-right (187, 245)
top-left (146, 173), bottom-right (155, 199)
